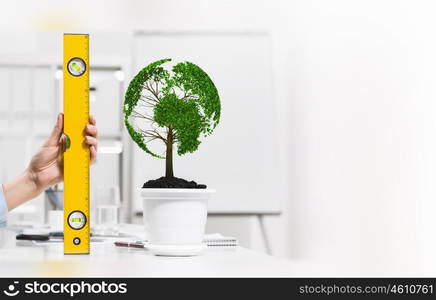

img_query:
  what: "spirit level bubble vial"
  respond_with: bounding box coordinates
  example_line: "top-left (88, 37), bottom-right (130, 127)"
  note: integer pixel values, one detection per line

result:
top-left (63, 33), bottom-right (90, 254)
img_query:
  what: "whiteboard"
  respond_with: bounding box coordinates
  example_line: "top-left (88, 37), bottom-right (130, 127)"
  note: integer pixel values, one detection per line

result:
top-left (131, 32), bottom-right (281, 213)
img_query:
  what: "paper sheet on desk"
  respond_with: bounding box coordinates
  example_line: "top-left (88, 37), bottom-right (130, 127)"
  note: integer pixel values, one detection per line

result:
top-left (9, 224), bottom-right (239, 247)
top-left (11, 224), bottom-right (146, 239)
top-left (137, 233), bottom-right (238, 247)
top-left (114, 225), bottom-right (239, 245)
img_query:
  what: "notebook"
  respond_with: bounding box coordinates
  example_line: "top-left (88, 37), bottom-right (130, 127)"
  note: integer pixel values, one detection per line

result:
top-left (203, 233), bottom-right (238, 247)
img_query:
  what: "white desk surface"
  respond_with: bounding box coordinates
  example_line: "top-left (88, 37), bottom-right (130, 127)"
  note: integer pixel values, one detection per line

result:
top-left (0, 225), bottom-right (297, 277)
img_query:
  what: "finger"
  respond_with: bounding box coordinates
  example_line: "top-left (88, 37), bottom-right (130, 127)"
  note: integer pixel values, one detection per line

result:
top-left (85, 124), bottom-right (98, 138)
top-left (90, 145), bottom-right (97, 164)
top-left (89, 115), bottom-right (96, 126)
top-left (85, 136), bottom-right (98, 147)
top-left (58, 134), bottom-right (67, 154)
top-left (45, 113), bottom-right (64, 146)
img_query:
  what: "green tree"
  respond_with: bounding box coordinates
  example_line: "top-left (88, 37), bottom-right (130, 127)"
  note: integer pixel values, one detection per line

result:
top-left (124, 58), bottom-right (221, 178)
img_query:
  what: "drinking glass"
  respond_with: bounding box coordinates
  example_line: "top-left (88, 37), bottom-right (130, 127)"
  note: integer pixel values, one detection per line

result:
top-left (94, 186), bottom-right (120, 236)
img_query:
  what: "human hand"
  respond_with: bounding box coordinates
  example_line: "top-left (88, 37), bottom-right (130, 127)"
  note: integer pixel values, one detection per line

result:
top-left (3, 113), bottom-right (98, 211)
top-left (27, 113), bottom-right (98, 192)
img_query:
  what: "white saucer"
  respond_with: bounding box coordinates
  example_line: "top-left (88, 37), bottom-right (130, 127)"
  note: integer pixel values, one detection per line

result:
top-left (146, 243), bottom-right (207, 256)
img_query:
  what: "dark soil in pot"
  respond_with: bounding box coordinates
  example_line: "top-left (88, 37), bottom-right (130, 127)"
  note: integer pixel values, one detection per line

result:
top-left (143, 176), bottom-right (207, 189)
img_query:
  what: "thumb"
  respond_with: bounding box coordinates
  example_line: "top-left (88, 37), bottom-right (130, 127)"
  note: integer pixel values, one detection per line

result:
top-left (45, 113), bottom-right (64, 146)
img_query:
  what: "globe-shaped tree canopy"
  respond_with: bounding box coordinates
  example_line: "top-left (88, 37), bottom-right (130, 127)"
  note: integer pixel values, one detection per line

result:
top-left (124, 58), bottom-right (221, 163)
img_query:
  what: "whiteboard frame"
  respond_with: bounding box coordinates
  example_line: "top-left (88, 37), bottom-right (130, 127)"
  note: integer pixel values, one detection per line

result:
top-left (129, 30), bottom-right (283, 215)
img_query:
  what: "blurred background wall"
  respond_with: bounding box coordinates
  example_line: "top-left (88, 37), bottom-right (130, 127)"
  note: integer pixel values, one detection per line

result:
top-left (1, 0), bottom-right (436, 276)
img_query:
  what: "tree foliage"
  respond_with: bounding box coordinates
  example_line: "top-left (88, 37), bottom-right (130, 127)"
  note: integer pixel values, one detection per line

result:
top-left (124, 58), bottom-right (221, 176)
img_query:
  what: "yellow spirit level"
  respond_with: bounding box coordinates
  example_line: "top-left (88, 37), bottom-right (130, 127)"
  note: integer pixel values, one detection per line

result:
top-left (63, 33), bottom-right (90, 254)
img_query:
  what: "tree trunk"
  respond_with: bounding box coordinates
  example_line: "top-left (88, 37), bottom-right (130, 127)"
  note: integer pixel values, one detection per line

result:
top-left (165, 127), bottom-right (174, 178)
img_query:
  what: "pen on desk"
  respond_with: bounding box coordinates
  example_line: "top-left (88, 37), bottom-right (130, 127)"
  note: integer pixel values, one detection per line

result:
top-left (114, 241), bottom-right (145, 249)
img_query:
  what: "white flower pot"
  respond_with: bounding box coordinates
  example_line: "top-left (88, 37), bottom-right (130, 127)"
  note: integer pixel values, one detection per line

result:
top-left (141, 188), bottom-right (215, 256)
